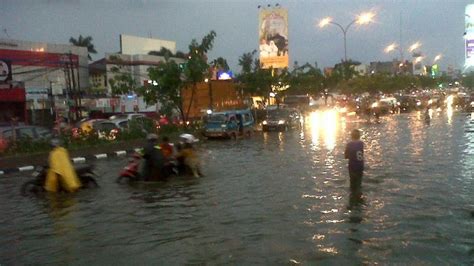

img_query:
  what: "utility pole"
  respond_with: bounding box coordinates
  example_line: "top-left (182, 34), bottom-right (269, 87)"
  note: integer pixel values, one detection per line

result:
top-left (63, 55), bottom-right (73, 123)
top-left (69, 52), bottom-right (79, 121)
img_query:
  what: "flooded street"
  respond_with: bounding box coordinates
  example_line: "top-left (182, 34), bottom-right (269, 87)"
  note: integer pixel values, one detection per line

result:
top-left (1, 111), bottom-right (473, 265)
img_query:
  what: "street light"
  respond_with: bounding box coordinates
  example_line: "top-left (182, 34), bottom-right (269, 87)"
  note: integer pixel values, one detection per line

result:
top-left (318, 11), bottom-right (376, 61)
top-left (414, 56), bottom-right (423, 64)
top-left (408, 41), bottom-right (421, 53)
top-left (433, 54), bottom-right (442, 63)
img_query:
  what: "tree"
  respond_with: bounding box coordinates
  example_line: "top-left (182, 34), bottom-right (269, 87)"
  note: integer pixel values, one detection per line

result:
top-left (148, 47), bottom-right (174, 58)
top-left (287, 62), bottom-right (324, 95)
top-left (69, 35), bottom-right (97, 60)
top-left (107, 55), bottom-right (139, 96)
top-left (141, 58), bottom-right (184, 119)
top-left (462, 72), bottom-right (474, 90)
top-left (181, 31), bottom-right (217, 121)
top-left (211, 57), bottom-right (230, 71)
top-left (141, 31), bottom-right (217, 124)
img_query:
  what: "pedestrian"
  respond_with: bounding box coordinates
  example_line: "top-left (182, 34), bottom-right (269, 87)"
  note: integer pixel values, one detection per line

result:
top-left (344, 129), bottom-right (364, 197)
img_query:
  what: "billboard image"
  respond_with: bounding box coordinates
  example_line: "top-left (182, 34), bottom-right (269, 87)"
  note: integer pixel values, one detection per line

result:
top-left (465, 4), bottom-right (474, 70)
top-left (259, 8), bottom-right (289, 69)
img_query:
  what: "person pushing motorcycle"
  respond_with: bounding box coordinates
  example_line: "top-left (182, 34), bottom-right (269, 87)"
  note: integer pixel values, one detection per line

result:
top-left (44, 138), bottom-right (82, 193)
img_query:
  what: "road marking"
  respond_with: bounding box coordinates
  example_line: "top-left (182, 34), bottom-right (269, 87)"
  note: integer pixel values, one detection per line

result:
top-left (72, 157), bottom-right (86, 163)
top-left (19, 166), bottom-right (34, 172)
top-left (115, 150), bottom-right (127, 156)
top-left (95, 154), bottom-right (107, 159)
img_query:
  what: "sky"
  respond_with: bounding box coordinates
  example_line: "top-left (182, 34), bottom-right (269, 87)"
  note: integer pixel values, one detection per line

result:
top-left (1, 0), bottom-right (472, 73)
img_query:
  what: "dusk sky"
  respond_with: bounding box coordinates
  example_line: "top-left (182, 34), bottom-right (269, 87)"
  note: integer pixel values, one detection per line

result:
top-left (1, 0), bottom-right (472, 72)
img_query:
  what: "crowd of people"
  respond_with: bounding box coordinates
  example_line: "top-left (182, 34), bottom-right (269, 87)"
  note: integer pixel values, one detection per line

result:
top-left (41, 133), bottom-right (204, 193)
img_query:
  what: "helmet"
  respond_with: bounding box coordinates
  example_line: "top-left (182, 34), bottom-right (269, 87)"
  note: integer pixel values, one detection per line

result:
top-left (147, 133), bottom-right (158, 141)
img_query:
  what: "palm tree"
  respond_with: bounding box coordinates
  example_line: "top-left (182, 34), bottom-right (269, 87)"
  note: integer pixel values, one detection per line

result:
top-left (69, 35), bottom-right (97, 60)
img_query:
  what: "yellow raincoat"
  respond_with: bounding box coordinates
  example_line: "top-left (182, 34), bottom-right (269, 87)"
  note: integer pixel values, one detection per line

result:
top-left (44, 147), bottom-right (82, 193)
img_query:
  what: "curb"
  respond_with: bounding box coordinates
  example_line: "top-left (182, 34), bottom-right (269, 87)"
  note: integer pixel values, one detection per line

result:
top-left (0, 148), bottom-right (138, 176)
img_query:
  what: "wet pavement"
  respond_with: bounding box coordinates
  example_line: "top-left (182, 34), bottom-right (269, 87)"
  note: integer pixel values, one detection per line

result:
top-left (1, 111), bottom-right (473, 264)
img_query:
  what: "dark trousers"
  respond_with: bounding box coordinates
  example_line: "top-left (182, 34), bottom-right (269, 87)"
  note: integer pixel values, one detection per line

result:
top-left (349, 171), bottom-right (363, 193)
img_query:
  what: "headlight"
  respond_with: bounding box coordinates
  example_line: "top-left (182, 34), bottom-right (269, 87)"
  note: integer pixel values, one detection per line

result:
top-left (262, 120), bottom-right (267, 125)
top-left (278, 120), bottom-right (285, 125)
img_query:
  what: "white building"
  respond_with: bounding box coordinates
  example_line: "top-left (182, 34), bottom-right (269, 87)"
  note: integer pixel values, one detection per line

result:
top-left (89, 34), bottom-right (186, 113)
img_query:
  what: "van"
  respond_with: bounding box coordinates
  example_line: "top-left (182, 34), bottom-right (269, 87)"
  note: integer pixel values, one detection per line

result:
top-left (203, 109), bottom-right (255, 139)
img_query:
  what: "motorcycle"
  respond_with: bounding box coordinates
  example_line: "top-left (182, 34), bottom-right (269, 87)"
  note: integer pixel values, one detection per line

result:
top-left (116, 153), bottom-right (183, 183)
top-left (116, 153), bottom-right (142, 183)
top-left (20, 164), bottom-right (99, 196)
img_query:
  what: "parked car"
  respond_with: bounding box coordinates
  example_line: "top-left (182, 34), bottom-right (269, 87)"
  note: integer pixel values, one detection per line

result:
top-left (108, 113), bottom-right (146, 121)
top-left (262, 108), bottom-right (302, 132)
top-left (203, 109), bottom-right (255, 139)
top-left (0, 125), bottom-right (52, 152)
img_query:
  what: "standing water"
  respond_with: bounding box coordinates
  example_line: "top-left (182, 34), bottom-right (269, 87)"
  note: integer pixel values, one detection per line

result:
top-left (1, 111), bottom-right (473, 264)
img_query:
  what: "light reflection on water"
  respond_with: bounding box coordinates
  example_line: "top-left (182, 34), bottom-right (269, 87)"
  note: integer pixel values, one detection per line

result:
top-left (0, 112), bottom-right (473, 264)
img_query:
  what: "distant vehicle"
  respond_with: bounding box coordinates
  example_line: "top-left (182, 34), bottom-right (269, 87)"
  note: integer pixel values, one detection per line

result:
top-left (0, 125), bottom-right (52, 153)
top-left (283, 95), bottom-right (311, 112)
top-left (203, 109), bottom-right (255, 139)
top-left (396, 95), bottom-right (418, 113)
top-left (262, 108), bottom-right (301, 132)
top-left (93, 121), bottom-right (121, 140)
top-left (108, 113), bottom-right (146, 121)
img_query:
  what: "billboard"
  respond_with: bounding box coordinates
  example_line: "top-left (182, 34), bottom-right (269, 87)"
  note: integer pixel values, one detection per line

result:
top-left (0, 59), bottom-right (12, 83)
top-left (259, 8), bottom-right (289, 69)
top-left (465, 4), bottom-right (474, 69)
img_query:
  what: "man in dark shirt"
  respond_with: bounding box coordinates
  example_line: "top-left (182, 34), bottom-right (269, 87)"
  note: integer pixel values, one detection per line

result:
top-left (344, 129), bottom-right (364, 196)
top-left (142, 133), bottom-right (165, 181)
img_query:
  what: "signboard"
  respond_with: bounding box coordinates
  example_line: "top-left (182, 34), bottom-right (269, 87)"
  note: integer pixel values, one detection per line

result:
top-left (26, 88), bottom-right (49, 100)
top-left (0, 59), bottom-right (12, 83)
top-left (465, 4), bottom-right (474, 69)
top-left (259, 8), bottom-right (289, 69)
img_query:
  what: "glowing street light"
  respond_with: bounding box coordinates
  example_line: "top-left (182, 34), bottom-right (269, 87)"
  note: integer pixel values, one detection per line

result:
top-left (408, 42), bottom-right (421, 53)
top-left (433, 54), bottom-right (442, 63)
top-left (414, 56), bottom-right (423, 64)
top-left (319, 17), bottom-right (332, 28)
top-left (384, 43), bottom-right (397, 53)
top-left (357, 12), bottom-right (376, 25)
top-left (318, 11), bottom-right (376, 61)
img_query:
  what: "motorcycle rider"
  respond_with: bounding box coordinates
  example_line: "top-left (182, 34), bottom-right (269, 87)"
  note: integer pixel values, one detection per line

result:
top-left (44, 138), bottom-right (82, 193)
top-left (141, 133), bottom-right (166, 181)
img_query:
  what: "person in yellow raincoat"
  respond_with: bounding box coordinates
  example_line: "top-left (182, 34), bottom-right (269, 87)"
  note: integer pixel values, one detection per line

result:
top-left (44, 139), bottom-right (82, 193)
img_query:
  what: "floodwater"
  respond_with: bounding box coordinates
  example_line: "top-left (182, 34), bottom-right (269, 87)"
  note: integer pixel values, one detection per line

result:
top-left (1, 111), bottom-right (473, 265)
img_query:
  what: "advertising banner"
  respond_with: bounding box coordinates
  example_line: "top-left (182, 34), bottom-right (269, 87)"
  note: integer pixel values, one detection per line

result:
top-left (259, 8), bottom-right (289, 69)
top-left (0, 59), bottom-right (12, 83)
top-left (465, 4), bottom-right (474, 68)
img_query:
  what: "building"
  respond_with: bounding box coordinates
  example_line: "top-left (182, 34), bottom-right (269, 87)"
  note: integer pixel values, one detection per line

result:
top-left (0, 38), bottom-right (89, 124)
top-left (369, 60), bottom-right (414, 75)
top-left (464, 4), bottom-right (474, 72)
top-left (354, 64), bottom-right (368, 76)
top-left (89, 34), bottom-right (186, 113)
top-left (0, 38), bottom-right (89, 108)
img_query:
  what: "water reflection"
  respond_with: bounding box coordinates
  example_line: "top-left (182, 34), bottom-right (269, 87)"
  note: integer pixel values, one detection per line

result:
top-left (307, 110), bottom-right (339, 150)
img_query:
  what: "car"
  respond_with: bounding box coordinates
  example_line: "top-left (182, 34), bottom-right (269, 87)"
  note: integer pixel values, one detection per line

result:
top-left (108, 113), bottom-right (146, 121)
top-left (262, 108), bottom-right (301, 132)
top-left (203, 109), bottom-right (255, 139)
top-left (0, 125), bottom-right (53, 152)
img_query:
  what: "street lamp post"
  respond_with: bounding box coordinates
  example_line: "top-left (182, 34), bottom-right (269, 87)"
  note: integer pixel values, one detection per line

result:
top-left (384, 41), bottom-right (422, 73)
top-left (319, 12), bottom-right (375, 62)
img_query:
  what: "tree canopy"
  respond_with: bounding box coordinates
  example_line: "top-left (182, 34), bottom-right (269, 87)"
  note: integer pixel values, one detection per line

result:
top-left (69, 35), bottom-right (97, 60)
